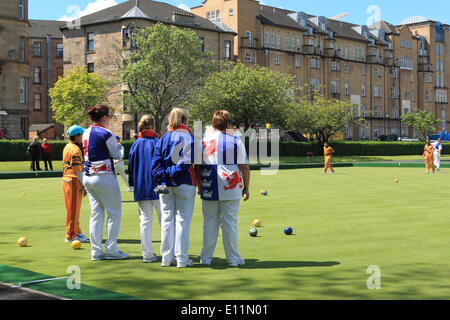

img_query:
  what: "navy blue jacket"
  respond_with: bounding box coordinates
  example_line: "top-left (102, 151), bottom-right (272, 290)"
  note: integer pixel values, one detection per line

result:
top-left (151, 126), bottom-right (197, 187)
top-left (128, 132), bottom-right (159, 201)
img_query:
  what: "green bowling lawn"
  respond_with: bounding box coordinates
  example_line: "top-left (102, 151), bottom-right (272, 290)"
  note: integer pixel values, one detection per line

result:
top-left (1, 167), bottom-right (450, 300)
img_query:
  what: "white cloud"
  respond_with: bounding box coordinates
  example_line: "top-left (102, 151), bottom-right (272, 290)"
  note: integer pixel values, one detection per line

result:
top-left (177, 3), bottom-right (191, 12)
top-left (59, 0), bottom-right (118, 21)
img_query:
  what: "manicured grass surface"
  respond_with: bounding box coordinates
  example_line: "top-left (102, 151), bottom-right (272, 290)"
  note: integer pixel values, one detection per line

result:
top-left (1, 167), bottom-right (450, 299)
top-left (1, 155), bottom-right (450, 172)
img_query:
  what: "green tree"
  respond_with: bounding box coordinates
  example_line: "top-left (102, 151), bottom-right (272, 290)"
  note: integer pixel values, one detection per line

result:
top-left (49, 66), bottom-right (108, 128)
top-left (288, 87), bottom-right (366, 145)
top-left (189, 62), bottom-right (295, 129)
top-left (120, 23), bottom-right (216, 133)
top-left (401, 109), bottom-right (439, 141)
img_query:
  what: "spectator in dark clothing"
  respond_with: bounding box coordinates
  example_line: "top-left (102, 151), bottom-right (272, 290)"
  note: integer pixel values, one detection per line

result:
top-left (27, 136), bottom-right (42, 171)
top-left (41, 138), bottom-right (53, 171)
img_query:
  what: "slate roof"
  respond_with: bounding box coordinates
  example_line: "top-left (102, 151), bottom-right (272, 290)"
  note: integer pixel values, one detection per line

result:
top-left (29, 20), bottom-right (64, 38)
top-left (59, 0), bottom-right (234, 34)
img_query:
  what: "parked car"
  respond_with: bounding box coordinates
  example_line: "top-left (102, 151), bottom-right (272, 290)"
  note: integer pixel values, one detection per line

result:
top-left (398, 136), bottom-right (420, 142)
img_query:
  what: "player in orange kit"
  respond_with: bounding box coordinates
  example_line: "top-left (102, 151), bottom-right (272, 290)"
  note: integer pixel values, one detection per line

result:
top-left (423, 141), bottom-right (436, 174)
top-left (323, 142), bottom-right (335, 175)
top-left (63, 125), bottom-right (88, 243)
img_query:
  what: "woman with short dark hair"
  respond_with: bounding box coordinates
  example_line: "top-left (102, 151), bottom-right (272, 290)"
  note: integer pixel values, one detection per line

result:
top-left (82, 105), bottom-right (128, 261)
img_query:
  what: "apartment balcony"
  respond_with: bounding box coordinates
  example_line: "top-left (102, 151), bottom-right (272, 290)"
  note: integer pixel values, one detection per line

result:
top-left (366, 55), bottom-right (378, 63)
top-left (419, 49), bottom-right (429, 56)
top-left (241, 37), bottom-right (259, 49)
top-left (418, 63), bottom-right (433, 72)
top-left (384, 57), bottom-right (394, 65)
top-left (324, 48), bottom-right (337, 57)
top-left (303, 45), bottom-right (320, 55)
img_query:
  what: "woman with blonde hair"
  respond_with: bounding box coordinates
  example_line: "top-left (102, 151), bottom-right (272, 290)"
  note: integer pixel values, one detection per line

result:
top-left (128, 114), bottom-right (162, 263)
top-left (152, 108), bottom-right (198, 268)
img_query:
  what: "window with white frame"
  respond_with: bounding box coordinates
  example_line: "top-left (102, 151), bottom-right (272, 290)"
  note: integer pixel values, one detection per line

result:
top-left (344, 82), bottom-right (350, 95)
top-left (330, 60), bottom-right (339, 71)
top-left (244, 52), bottom-right (252, 62)
top-left (275, 55), bottom-right (280, 65)
top-left (277, 34), bottom-right (281, 49)
top-left (373, 105), bottom-right (382, 118)
top-left (425, 73), bottom-right (433, 83)
top-left (224, 40), bottom-right (231, 59)
top-left (310, 78), bottom-right (320, 91)
top-left (437, 90), bottom-right (448, 103)
top-left (330, 80), bottom-right (340, 93)
top-left (390, 87), bottom-right (399, 99)
top-left (374, 85), bottom-right (382, 97)
top-left (216, 10), bottom-right (221, 22)
top-left (296, 38), bottom-right (301, 51)
top-left (271, 34), bottom-right (275, 48)
top-left (425, 90), bottom-right (433, 102)
top-left (411, 90), bottom-right (416, 102)
top-left (374, 67), bottom-right (381, 77)
top-left (286, 35), bottom-right (291, 50)
top-left (246, 31), bottom-right (252, 47)
top-left (442, 109), bottom-right (447, 130)
top-left (33, 66), bottom-right (42, 83)
top-left (295, 55), bottom-right (301, 68)
top-left (362, 84), bottom-right (366, 96)
top-left (361, 64), bottom-right (366, 75)
top-left (264, 32), bottom-right (269, 47)
top-left (33, 42), bottom-right (41, 57)
top-left (19, 77), bottom-right (27, 104)
top-left (411, 74), bottom-right (415, 82)
top-left (310, 57), bottom-right (320, 69)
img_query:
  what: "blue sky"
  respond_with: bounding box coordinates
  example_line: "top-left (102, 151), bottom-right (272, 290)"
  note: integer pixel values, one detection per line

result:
top-left (29, 0), bottom-right (450, 26)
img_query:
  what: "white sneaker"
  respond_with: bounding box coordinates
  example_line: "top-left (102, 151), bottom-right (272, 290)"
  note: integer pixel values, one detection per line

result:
top-left (76, 234), bottom-right (89, 243)
top-left (64, 238), bottom-right (75, 243)
top-left (177, 259), bottom-right (194, 268)
top-left (161, 259), bottom-right (177, 267)
top-left (143, 254), bottom-right (158, 263)
top-left (104, 250), bottom-right (129, 260)
top-left (91, 253), bottom-right (105, 261)
top-left (200, 258), bottom-right (212, 266)
top-left (229, 259), bottom-right (245, 267)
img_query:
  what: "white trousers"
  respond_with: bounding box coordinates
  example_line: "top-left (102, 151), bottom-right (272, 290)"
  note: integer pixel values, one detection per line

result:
top-left (115, 161), bottom-right (130, 188)
top-left (200, 199), bottom-right (242, 264)
top-left (84, 174), bottom-right (122, 256)
top-left (159, 184), bottom-right (196, 264)
top-left (434, 151), bottom-right (441, 169)
top-left (138, 200), bottom-right (162, 258)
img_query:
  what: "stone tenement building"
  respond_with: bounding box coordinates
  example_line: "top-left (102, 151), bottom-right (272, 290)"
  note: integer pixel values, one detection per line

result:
top-left (28, 20), bottom-right (65, 139)
top-left (192, 0), bottom-right (450, 140)
top-left (61, 0), bottom-right (235, 139)
top-left (0, 0), bottom-right (29, 139)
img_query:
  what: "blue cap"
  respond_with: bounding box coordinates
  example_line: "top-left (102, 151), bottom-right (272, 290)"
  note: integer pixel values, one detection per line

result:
top-left (67, 125), bottom-right (85, 137)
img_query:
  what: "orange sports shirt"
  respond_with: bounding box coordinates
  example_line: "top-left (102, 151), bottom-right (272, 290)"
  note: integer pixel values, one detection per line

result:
top-left (62, 142), bottom-right (84, 178)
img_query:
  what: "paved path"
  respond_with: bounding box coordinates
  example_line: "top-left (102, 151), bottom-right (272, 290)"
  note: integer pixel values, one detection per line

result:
top-left (0, 282), bottom-right (67, 300)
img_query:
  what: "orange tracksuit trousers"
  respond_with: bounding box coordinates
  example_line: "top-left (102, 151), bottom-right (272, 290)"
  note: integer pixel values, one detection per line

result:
top-left (425, 157), bottom-right (435, 172)
top-left (63, 177), bottom-right (83, 240)
top-left (324, 155), bottom-right (334, 173)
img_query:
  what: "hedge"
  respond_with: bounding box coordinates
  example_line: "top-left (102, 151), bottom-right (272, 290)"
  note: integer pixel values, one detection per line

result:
top-left (0, 140), bottom-right (446, 161)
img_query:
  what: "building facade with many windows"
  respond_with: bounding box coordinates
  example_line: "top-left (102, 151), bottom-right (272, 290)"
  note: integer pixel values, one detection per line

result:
top-left (192, 0), bottom-right (450, 140)
top-left (0, 0), bottom-right (30, 139)
top-left (61, 0), bottom-right (235, 138)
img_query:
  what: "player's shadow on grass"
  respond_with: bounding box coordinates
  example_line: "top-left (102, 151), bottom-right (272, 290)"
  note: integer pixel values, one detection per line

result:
top-left (193, 257), bottom-right (340, 270)
top-left (101, 239), bottom-right (161, 244)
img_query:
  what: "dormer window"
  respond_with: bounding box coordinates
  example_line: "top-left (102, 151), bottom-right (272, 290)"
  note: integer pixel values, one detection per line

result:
top-left (300, 19), bottom-right (306, 27)
top-left (321, 23), bottom-right (326, 31)
top-left (363, 31), bottom-right (368, 39)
